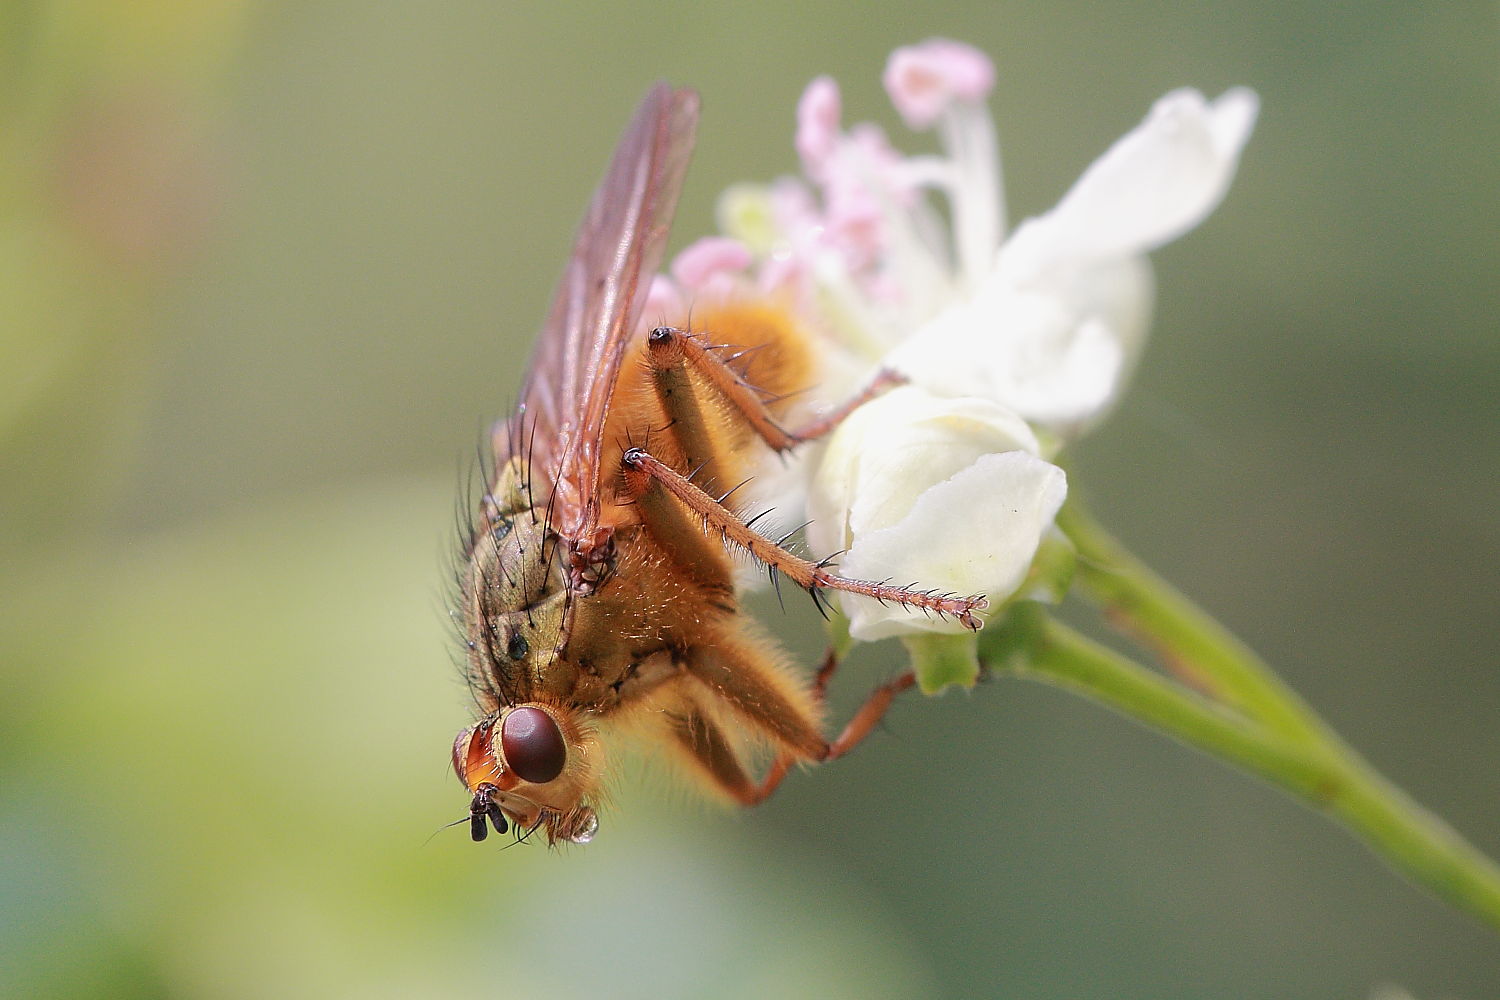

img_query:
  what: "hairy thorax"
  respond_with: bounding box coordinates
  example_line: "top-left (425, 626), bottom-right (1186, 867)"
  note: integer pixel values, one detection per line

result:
top-left (462, 458), bottom-right (710, 715)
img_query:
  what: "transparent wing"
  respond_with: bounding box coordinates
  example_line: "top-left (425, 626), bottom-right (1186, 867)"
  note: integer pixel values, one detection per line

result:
top-left (500, 84), bottom-right (700, 551)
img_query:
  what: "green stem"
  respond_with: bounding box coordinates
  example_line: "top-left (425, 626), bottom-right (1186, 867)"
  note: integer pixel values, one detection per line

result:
top-left (994, 610), bottom-right (1330, 799)
top-left (1056, 497), bottom-right (1328, 748)
top-left (999, 617), bottom-right (1500, 932)
top-left (1005, 499), bottom-right (1500, 933)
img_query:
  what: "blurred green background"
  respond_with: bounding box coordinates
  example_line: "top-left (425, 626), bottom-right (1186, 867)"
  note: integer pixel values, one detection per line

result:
top-left (3, 2), bottom-right (1497, 997)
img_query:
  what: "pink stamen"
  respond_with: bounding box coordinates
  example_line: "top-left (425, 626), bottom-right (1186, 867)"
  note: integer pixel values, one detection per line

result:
top-left (757, 253), bottom-right (805, 296)
top-left (642, 274), bottom-right (684, 324)
top-left (769, 178), bottom-right (821, 235)
top-left (883, 38), bottom-right (995, 130)
top-left (796, 76), bottom-right (842, 181)
top-left (671, 236), bottom-right (753, 291)
top-left (824, 185), bottom-right (884, 270)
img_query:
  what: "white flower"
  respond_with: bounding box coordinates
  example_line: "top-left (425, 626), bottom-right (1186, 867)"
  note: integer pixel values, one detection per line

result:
top-left (806, 386), bottom-right (1067, 641)
top-left (710, 40), bottom-right (1258, 441)
top-left (889, 83), bottom-right (1259, 434)
top-left (659, 40), bottom-right (1257, 639)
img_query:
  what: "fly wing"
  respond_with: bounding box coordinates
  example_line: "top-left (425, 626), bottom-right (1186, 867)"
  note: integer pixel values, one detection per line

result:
top-left (500, 84), bottom-right (700, 551)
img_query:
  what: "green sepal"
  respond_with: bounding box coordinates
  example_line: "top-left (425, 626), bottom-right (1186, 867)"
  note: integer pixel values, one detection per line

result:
top-left (1019, 527), bottom-right (1077, 605)
top-left (903, 632), bottom-right (982, 695)
top-left (976, 600), bottom-right (1049, 670)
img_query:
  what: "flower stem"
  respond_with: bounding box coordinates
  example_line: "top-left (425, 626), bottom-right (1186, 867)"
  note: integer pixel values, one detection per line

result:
top-left (989, 607), bottom-right (1331, 799)
top-left (1055, 497), bottom-right (1327, 747)
top-left (995, 499), bottom-right (1500, 933)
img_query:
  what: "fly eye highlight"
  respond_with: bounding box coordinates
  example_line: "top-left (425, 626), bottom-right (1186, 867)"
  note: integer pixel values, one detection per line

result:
top-left (501, 706), bottom-right (567, 784)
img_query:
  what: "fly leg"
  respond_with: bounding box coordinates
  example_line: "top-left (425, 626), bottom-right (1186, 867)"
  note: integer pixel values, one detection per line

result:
top-left (667, 704), bottom-right (765, 805)
top-left (795, 647), bottom-right (920, 768)
top-left (645, 324), bottom-right (901, 485)
top-left (668, 704), bottom-right (809, 808)
top-left (620, 446), bottom-right (987, 628)
top-left (667, 710), bottom-right (812, 808)
top-left (667, 646), bottom-right (919, 806)
top-left (663, 636), bottom-right (826, 807)
top-left (823, 668), bottom-right (918, 763)
top-left (641, 325), bottom-right (980, 624)
top-left (732, 649), bottom-right (913, 805)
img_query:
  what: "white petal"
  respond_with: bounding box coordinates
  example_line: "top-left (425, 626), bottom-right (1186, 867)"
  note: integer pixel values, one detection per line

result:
top-left (1206, 87), bottom-right (1260, 161)
top-left (982, 309), bottom-right (1125, 426)
top-left (887, 255), bottom-right (1153, 430)
top-left (838, 451), bottom-right (1067, 641)
top-left (1058, 254), bottom-right (1156, 363)
top-left (1001, 87), bottom-right (1259, 271)
top-left (806, 386), bottom-right (1038, 556)
top-left (1046, 255), bottom-right (1156, 432)
top-left (843, 390), bottom-right (1038, 537)
top-left (995, 255), bottom-right (1155, 429)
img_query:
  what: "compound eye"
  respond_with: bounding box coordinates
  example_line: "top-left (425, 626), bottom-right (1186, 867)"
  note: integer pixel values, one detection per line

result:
top-left (451, 726), bottom-right (475, 783)
top-left (500, 706), bottom-right (566, 784)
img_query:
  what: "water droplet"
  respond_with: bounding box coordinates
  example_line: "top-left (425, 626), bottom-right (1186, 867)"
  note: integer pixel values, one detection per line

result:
top-left (568, 809), bottom-right (599, 844)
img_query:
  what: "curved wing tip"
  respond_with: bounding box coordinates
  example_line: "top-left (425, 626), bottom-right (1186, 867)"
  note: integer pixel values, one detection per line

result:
top-left (645, 80), bottom-right (701, 116)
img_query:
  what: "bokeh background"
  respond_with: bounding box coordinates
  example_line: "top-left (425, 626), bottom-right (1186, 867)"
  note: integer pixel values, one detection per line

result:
top-left (4, 3), bottom-right (1497, 998)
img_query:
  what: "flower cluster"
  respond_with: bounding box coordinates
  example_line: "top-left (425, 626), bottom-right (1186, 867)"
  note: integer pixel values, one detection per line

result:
top-left (655, 40), bottom-right (1258, 644)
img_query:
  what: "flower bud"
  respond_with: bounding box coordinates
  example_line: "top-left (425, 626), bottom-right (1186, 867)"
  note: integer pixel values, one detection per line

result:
top-left (807, 386), bottom-right (1067, 641)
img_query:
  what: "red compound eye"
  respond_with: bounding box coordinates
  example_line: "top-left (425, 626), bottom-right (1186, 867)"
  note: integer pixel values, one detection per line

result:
top-left (451, 727), bottom-right (474, 783)
top-left (501, 707), bottom-right (566, 784)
